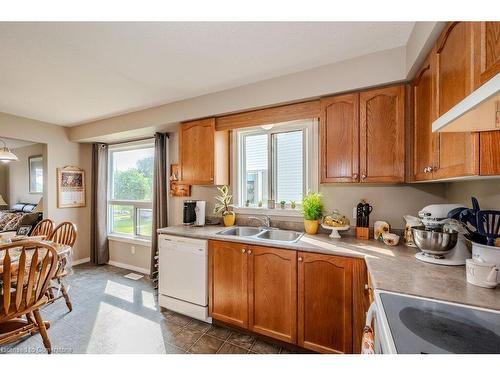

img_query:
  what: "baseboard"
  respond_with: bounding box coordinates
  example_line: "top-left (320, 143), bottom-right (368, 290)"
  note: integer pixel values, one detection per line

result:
top-left (72, 257), bottom-right (90, 266)
top-left (107, 260), bottom-right (150, 275)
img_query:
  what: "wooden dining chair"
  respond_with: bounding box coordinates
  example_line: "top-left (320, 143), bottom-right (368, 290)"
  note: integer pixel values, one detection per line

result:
top-left (47, 222), bottom-right (77, 311)
top-left (0, 240), bottom-right (58, 353)
top-left (30, 219), bottom-right (55, 239)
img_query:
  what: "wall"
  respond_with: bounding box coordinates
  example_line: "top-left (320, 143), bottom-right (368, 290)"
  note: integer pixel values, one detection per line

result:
top-left (0, 112), bottom-right (92, 262)
top-left (108, 239), bottom-right (151, 274)
top-left (0, 164), bottom-right (7, 201)
top-left (7, 143), bottom-right (45, 205)
top-left (445, 179), bottom-right (500, 210)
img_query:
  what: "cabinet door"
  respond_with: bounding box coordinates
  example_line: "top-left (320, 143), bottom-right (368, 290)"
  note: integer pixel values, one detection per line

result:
top-left (474, 22), bottom-right (500, 88)
top-left (480, 131), bottom-right (500, 175)
top-left (359, 85), bottom-right (405, 183)
top-left (297, 252), bottom-right (353, 354)
top-left (413, 54), bottom-right (439, 181)
top-left (320, 93), bottom-right (360, 183)
top-left (208, 240), bottom-right (248, 328)
top-left (248, 246), bottom-right (297, 344)
top-left (179, 118), bottom-right (215, 184)
top-left (434, 22), bottom-right (479, 179)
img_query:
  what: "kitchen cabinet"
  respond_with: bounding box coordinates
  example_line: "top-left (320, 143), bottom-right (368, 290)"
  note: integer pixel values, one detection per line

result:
top-left (209, 240), bottom-right (367, 353)
top-left (413, 53), bottom-right (439, 181)
top-left (359, 85), bottom-right (405, 183)
top-left (473, 22), bottom-right (500, 88)
top-left (480, 131), bottom-right (500, 175)
top-left (208, 240), bottom-right (248, 328)
top-left (320, 93), bottom-right (360, 183)
top-left (179, 117), bottom-right (229, 185)
top-left (248, 245), bottom-right (297, 343)
top-left (297, 252), bottom-right (354, 354)
top-left (433, 22), bottom-right (479, 179)
top-left (320, 84), bottom-right (405, 184)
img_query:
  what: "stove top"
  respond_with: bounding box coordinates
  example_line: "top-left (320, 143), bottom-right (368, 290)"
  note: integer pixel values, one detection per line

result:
top-left (379, 292), bottom-right (500, 354)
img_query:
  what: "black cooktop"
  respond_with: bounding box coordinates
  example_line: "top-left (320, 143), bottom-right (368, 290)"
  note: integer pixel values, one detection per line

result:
top-left (379, 292), bottom-right (500, 354)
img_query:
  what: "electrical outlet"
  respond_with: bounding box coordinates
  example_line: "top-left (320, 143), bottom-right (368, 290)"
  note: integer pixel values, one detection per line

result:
top-left (131, 246), bottom-right (136, 255)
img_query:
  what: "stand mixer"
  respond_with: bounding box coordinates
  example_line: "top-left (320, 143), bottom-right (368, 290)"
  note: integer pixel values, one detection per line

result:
top-left (412, 204), bottom-right (471, 266)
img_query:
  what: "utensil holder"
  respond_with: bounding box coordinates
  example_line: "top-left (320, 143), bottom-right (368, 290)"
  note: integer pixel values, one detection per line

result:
top-left (356, 227), bottom-right (370, 240)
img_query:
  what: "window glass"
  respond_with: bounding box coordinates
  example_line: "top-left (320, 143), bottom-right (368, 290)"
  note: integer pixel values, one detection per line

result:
top-left (110, 204), bottom-right (134, 235)
top-left (275, 131), bottom-right (304, 203)
top-left (244, 134), bottom-right (268, 205)
top-left (137, 208), bottom-right (153, 237)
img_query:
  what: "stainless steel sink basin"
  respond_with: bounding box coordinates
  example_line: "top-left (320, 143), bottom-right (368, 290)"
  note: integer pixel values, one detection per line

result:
top-left (216, 226), bottom-right (303, 243)
top-left (216, 226), bottom-right (262, 237)
top-left (255, 229), bottom-right (303, 243)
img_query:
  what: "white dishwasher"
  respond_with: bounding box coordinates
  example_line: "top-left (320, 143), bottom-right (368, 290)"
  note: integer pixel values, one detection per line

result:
top-left (158, 234), bottom-right (211, 323)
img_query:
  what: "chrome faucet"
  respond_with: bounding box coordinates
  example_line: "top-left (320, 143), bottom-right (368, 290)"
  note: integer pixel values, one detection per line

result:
top-left (248, 215), bottom-right (271, 229)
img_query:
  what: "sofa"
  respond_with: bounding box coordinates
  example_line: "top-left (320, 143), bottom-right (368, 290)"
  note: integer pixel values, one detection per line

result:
top-left (0, 202), bottom-right (43, 235)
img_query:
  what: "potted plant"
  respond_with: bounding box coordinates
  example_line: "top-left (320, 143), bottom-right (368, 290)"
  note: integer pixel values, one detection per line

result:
top-left (290, 200), bottom-right (296, 209)
top-left (258, 200), bottom-right (263, 208)
top-left (214, 185), bottom-right (235, 227)
top-left (302, 191), bottom-right (323, 235)
top-left (280, 200), bottom-right (286, 209)
top-left (245, 199), bottom-right (250, 207)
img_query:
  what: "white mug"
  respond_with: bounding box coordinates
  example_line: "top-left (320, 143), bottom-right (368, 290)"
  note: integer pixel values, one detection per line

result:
top-left (466, 258), bottom-right (498, 289)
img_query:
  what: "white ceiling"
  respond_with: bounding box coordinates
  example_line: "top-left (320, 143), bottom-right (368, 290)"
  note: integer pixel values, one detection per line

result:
top-left (0, 22), bottom-right (415, 126)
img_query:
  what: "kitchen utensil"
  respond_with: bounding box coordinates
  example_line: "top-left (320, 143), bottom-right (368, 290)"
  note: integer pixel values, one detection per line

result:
top-left (356, 201), bottom-right (364, 227)
top-left (466, 258), bottom-right (498, 288)
top-left (382, 232), bottom-right (400, 246)
top-left (472, 241), bottom-right (500, 282)
top-left (412, 226), bottom-right (458, 255)
top-left (476, 210), bottom-right (500, 246)
top-left (403, 215), bottom-right (421, 247)
top-left (362, 203), bottom-right (373, 227)
top-left (471, 196), bottom-right (480, 212)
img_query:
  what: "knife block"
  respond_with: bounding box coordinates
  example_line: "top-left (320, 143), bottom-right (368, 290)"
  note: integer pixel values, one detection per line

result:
top-left (356, 227), bottom-right (370, 240)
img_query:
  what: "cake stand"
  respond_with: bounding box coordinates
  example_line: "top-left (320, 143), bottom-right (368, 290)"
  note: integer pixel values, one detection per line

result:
top-left (321, 224), bottom-right (350, 239)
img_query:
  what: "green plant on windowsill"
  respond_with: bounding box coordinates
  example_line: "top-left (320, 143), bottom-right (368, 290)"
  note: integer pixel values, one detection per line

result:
top-left (302, 191), bottom-right (323, 235)
top-left (279, 200), bottom-right (286, 209)
top-left (290, 200), bottom-right (296, 209)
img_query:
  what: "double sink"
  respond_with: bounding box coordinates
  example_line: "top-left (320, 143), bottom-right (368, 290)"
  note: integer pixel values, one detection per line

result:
top-left (216, 226), bottom-right (304, 243)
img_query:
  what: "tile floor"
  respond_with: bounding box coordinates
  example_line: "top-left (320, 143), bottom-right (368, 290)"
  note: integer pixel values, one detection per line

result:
top-left (2, 263), bottom-right (300, 354)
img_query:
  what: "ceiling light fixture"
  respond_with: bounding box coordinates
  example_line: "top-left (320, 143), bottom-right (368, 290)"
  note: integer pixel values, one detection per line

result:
top-left (0, 138), bottom-right (19, 163)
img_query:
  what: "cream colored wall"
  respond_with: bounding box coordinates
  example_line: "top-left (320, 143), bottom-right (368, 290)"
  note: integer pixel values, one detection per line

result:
top-left (0, 164), bottom-right (8, 201)
top-left (0, 112), bottom-right (92, 262)
top-left (7, 143), bottom-right (45, 205)
top-left (108, 239), bottom-right (151, 274)
top-left (445, 179), bottom-right (500, 210)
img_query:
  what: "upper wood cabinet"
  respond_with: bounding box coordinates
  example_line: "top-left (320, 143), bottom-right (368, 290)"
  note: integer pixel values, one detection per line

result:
top-left (297, 252), bottom-right (354, 354)
top-left (320, 93), bottom-right (360, 183)
top-left (208, 240), bottom-right (248, 329)
top-left (413, 53), bottom-right (438, 181)
top-left (480, 131), bottom-right (500, 175)
top-left (248, 245), bottom-right (297, 344)
top-left (320, 84), bottom-right (405, 184)
top-left (359, 85), bottom-right (405, 183)
top-left (473, 22), bottom-right (500, 88)
top-left (179, 118), bottom-right (229, 185)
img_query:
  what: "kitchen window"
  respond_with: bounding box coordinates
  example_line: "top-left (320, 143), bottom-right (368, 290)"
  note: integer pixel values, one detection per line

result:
top-left (107, 140), bottom-right (154, 240)
top-left (234, 119), bottom-right (318, 212)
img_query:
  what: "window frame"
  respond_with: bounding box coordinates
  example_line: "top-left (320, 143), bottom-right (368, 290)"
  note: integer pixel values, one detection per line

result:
top-left (233, 118), bottom-right (318, 216)
top-left (107, 139), bottom-right (155, 240)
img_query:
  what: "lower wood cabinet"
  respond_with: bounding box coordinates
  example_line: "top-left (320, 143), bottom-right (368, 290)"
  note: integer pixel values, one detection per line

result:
top-left (208, 240), bottom-right (367, 353)
top-left (297, 252), bottom-right (353, 354)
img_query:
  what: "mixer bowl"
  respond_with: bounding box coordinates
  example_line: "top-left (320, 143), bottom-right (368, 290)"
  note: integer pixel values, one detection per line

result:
top-left (411, 226), bottom-right (459, 255)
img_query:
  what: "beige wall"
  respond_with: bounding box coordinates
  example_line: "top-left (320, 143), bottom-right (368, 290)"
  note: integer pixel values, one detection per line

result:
top-left (0, 164), bottom-right (7, 201)
top-left (445, 179), bottom-right (500, 210)
top-left (0, 112), bottom-right (92, 261)
top-left (108, 239), bottom-right (151, 274)
top-left (7, 143), bottom-right (45, 205)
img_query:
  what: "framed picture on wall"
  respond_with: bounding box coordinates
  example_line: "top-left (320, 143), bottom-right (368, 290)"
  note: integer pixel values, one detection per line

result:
top-left (29, 155), bottom-right (44, 193)
top-left (57, 166), bottom-right (86, 208)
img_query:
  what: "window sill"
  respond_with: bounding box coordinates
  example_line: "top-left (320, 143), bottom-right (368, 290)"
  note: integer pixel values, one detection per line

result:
top-left (107, 234), bottom-right (152, 247)
top-left (233, 206), bottom-right (303, 218)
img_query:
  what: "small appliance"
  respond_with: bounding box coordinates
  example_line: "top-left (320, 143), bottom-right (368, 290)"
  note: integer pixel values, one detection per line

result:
top-left (194, 200), bottom-right (206, 226)
top-left (412, 204), bottom-right (470, 266)
top-left (471, 241), bottom-right (500, 283)
top-left (183, 200), bottom-right (197, 225)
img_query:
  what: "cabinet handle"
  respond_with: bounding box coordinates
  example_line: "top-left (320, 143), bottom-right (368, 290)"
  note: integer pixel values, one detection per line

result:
top-left (247, 249), bottom-right (252, 255)
top-left (423, 167), bottom-right (429, 173)
top-left (298, 256), bottom-right (303, 262)
top-left (352, 173), bottom-right (359, 180)
top-left (361, 174), bottom-right (367, 180)
top-left (241, 248), bottom-right (246, 254)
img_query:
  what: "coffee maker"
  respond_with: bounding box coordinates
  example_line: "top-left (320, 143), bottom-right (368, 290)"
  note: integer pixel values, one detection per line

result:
top-left (183, 200), bottom-right (206, 226)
